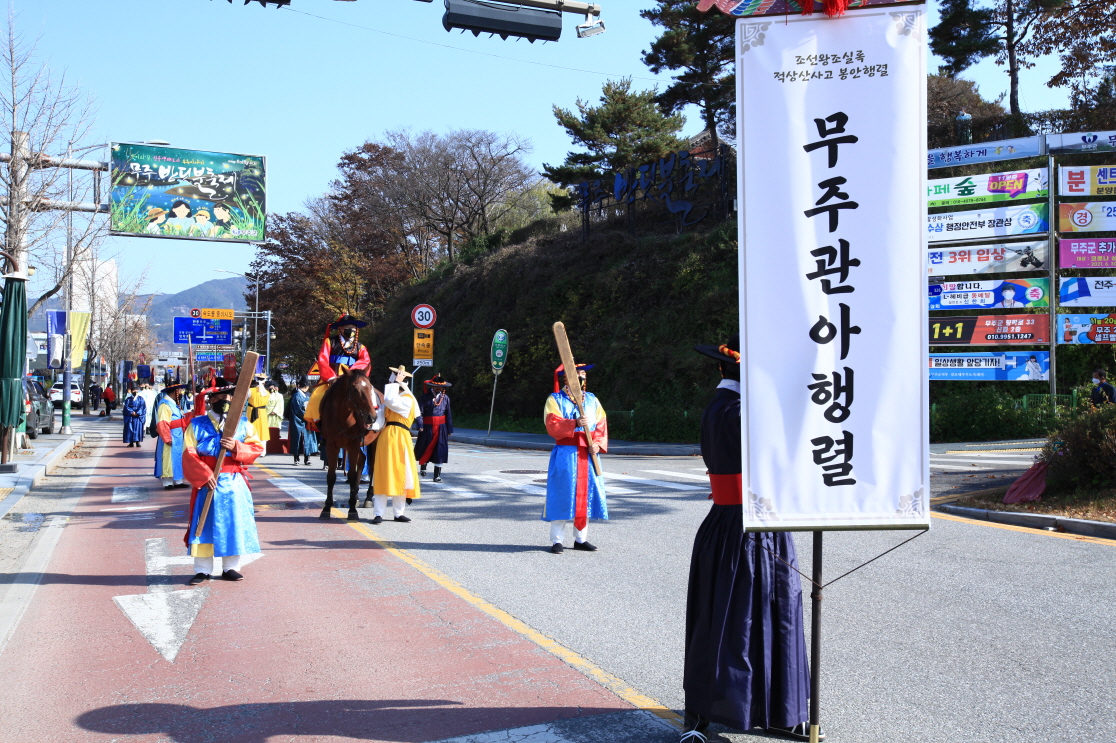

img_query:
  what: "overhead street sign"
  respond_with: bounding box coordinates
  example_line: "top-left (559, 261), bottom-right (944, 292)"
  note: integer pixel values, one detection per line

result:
top-left (412, 304), bottom-right (437, 329)
top-left (173, 317), bottom-right (233, 345)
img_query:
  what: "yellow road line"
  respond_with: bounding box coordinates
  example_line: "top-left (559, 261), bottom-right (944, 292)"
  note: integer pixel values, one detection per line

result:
top-left (336, 509), bottom-right (683, 729)
top-left (931, 511), bottom-right (1116, 546)
top-left (943, 448), bottom-right (1040, 454)
top-left (255, 464), bottom-right (279, 477)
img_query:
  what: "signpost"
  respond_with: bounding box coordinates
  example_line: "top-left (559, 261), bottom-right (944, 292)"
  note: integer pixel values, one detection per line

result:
top-left (172, 316), bottom-right (233, 345)
top-left (413, 329), bottom-right (434, 368)
top-left (411, 304), bottom-right (437, 329)
top-left (487, 329), bottom-right (509, 436)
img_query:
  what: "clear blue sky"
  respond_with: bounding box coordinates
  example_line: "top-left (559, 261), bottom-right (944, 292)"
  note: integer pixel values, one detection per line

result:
top-left (26, 0), bottom-right (1069, 296)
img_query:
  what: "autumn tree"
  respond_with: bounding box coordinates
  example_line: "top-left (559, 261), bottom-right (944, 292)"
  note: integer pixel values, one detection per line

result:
top-left (640, 0), bottom-right (735, 151)
top-left (542, 78), bottom-right (687, 208)
top-left (927, 73), bottom-right (1006, 127)
top-left (1023, 2), bottom-right (1116, 108)
top-left (930, 0), bottom-right (1065, 116)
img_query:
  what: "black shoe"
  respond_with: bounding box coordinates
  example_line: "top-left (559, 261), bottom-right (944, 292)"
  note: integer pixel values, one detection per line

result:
top-left (371, 515), bottom-right (383, 525)
top-left (406, 498), bottom-right (413, 505)
top-left (188, 573), bottom-right (209, 586)
top-left (222, 569), bottom-right (244, 581)
top-left (174, 482), bottom-right (189, 489)
top-left (303, 458), bottom-right (311, 465)
top-left (393, 515), bottom-right (411, 523)
top-left (432, 476), bottom-right (442, 483)
top-left (767, 723), bottom-right (824, 741)
top-left (550, 543), bottom-right (564, 554)
top-left (164, 485), bottom-right (175, 491)
top-left (573, 541), bottom-right (598, 551)
top-left (679, 711), bottom-right (710, 742)
top-left (420, 469), bottom-right (427, 477)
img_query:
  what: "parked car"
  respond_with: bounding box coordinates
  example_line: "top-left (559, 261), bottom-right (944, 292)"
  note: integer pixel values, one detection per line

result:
top-left (49, 381), bottom-right (82, 408)
top-left (23, 379), bottom-right (54, 438)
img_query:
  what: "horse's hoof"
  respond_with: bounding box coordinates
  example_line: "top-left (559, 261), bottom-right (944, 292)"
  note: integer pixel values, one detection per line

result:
top-left (347, 510), bottom-right (360, 522)
top-left (362, 499), bottom-right (373, 508)
top-left (318, 509), bottom-right (331, 520)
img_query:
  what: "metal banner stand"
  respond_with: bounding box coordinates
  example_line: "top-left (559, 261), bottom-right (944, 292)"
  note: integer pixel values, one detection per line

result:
top-left (809, 531), bottom-right (823, 743)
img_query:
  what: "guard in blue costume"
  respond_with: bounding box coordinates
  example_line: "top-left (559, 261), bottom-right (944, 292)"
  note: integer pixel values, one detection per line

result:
top-left (681, 335), bottom-right (817, 743)
top-left (153, 382), bottom-right (189, 490)
top-left (181, 380), bottom-right (264, 585)
top-left (286, 376), bottom-right (319, 466)
top-left (122, 386), bottom-right (146, 447)
top-left (415, 374), bottom-right (453, 483)
top-left (542, 364), bottom-right (608, 554)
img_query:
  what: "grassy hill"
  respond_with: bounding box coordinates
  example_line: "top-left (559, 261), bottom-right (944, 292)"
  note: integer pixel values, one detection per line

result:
top-left (362, 220), bottom-right (739, 443)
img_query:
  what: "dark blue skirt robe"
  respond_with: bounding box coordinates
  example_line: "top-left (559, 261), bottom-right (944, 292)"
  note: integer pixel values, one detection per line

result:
top-left (683, 386), bottom-right (810, 731)
top-left (414, 392), bottom-right (453, 466)
top-left (122, 395), bottom-right (146, 444)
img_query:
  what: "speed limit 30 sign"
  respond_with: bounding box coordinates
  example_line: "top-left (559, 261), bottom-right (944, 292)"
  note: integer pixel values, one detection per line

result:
top-left (412, 304), bottom-right (437, 329)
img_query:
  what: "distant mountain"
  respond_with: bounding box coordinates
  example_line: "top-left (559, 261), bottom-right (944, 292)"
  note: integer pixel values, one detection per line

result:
top-left (144, 277), bottom-right (249, 343)
top-left (28, 276), bottom-right (249, 345)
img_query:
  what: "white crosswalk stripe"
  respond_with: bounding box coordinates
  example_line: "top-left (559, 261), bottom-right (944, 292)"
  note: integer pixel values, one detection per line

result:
top-left (607, 473), bottom-right (705, 491)
top-left (641, 469), bottom-right (709, 482)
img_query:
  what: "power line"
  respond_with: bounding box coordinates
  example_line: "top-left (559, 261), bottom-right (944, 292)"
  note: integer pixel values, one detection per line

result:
top-left (281, 6), bottom-right (724, 89)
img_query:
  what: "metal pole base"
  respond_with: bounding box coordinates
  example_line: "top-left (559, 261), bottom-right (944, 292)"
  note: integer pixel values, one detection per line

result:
top-left (60, 426), bottom-right (73, 435)
top-left (810, 724), bottom-right (821, 743)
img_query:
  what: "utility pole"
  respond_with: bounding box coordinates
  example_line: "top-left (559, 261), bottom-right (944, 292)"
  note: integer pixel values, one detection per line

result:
top-left (264, 310), bottom-right (272, 379)
top-left (60, 146), bottom-right (74, 435)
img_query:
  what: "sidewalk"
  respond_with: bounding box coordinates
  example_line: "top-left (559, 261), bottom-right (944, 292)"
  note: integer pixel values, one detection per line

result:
top-left (0, 414), bottom-right (107, 520)
top-left (449, 428), bottom-right (701, 457)
top-left (930, 438), bottom-right (1046, 454)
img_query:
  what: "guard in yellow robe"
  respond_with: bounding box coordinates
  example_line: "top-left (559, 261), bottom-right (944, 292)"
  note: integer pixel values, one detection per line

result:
top-left (371, 366), bottom-right (420, 524)
top-left (246, 374), bottom-right (271, 446)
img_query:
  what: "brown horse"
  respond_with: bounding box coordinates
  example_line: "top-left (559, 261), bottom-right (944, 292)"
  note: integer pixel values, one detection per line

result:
top-left (317, 368), bottom-right (384, 521)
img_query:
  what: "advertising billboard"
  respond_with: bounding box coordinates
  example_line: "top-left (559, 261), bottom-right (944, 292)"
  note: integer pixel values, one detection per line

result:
top-left (1059, 238), bottom-right (1116, 269)
top-left (1057, 202), bottom-right (1116, 233)
top-left (1056, 314), bottom-right (1116, 344)
top-left (927, 203), bottom-right (1048, 242)
top-left (929, 351), bottom-right (1049, 381)
top-left (928, 240), bottom-right (1046, 275)
top-left (929, 315), bottom-right (1049, 345)
top-left (1059, 165), bottom-right (1116, 197)
top-left (110, 142), bottom-right (266, 243)
top-left (927, 136), bottom-right (1044, 169)
top-left (929, 279), bottom-right (1049, 311)
top-left (927, 169), bottom-right (1048, 208)
top-left (1047, 131), bottom-right (1116, 155)
top-left (1059, 277), bottom-right (1116, 307)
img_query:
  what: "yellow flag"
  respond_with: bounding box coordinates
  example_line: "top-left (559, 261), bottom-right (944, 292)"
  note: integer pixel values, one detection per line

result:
top-left (69, 311), bottom-right (91, 369)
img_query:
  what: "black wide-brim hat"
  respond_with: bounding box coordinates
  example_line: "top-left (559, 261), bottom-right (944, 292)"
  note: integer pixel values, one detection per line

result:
top-left (695, 333), bottom-right (741, 364)
top-left (162, 382), bottom-right (189, 393)
top-left (328, 313), bottom-right (367, 330)
top-left (203, 378), bottom-right (235, 397)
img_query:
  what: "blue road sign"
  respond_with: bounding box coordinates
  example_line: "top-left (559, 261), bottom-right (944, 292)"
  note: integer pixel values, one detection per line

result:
top-left (173, 317), bottom-right (232, 345)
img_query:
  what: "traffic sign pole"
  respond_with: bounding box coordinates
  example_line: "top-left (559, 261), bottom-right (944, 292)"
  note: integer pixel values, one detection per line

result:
top-left (487, 329), bottom-right (509, 437)
top-left (486, 373), bottom-right (499, 437)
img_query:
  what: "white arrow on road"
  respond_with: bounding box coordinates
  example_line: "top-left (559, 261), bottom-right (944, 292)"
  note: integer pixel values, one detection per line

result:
top-left (112, 538), bottom-right (263, 662)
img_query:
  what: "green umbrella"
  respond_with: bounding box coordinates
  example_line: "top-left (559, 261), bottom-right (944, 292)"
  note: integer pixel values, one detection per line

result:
top-left (0, 276), bottom-right (28, 429)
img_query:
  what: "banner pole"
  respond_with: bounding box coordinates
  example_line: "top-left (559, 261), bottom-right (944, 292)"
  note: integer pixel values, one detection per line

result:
top-left (809, 530), bottom-right (823, 743)
top-left (486, 372), bottom-right (499, 437)
top-left (1047, 150), bottom-right (1058, 405)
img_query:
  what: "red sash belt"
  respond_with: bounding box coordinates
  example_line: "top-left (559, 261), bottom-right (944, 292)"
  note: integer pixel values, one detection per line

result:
top-left (199, 454), bottom-right (250, 477)
top-left (417, 416), bottom-right (447, 465)
top-left (555, 433), bottom-right (592, 447)
top-left (709, 473), bottom-right (743, 505)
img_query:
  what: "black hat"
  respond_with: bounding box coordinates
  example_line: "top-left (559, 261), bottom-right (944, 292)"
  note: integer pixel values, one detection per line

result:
top-left (424, 373), bottom-right (452, 389)
top-left (203, 377), bottom-right (235, 397)
top-left (162, 382), bottom-right (189, 394)
top-left (328, 313), bottom-right (367, 330)
top-left (297, 375), bottom-right (310, 387)
top-left (695, 333), bottom-right (741, 364)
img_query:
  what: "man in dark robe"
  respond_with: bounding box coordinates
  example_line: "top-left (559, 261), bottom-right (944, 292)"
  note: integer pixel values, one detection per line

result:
top-left (415, 374), bottom-right (453, 482)
top-left (122, 386), bottom-right (146, 447)
top-left (681, 334), bottom-right (817, 743)
top-left (287, 376), bottom-right (319, 466)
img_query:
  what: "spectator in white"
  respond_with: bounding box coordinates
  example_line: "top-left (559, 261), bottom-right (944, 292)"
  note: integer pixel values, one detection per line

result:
top-left (1091, 369), bottom-right (1116, 405)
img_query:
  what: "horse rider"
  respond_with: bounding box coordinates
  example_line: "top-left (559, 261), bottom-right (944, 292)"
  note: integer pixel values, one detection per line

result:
top-left (305, 312), bottom-right (372, 428)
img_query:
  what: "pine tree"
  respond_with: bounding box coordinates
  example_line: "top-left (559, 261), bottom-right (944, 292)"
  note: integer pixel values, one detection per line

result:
top-left (640, 0), bottom-right (735, 151)
top-left (541, 78), bottom-right (686, 209)
top-left (930, 0), bottom-right (1065, 117)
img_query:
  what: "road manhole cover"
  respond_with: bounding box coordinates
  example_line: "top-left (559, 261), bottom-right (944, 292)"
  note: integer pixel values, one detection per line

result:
top-left (501, 470), bottom-right (546, 475)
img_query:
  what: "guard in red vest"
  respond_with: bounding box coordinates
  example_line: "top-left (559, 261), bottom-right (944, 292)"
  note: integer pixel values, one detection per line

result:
top-left (415, 374), bottom-right (453, 483)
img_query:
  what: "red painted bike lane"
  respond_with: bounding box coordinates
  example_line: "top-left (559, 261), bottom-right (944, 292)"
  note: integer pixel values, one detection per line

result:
top-left (0, 439), bottom-right (631, 742)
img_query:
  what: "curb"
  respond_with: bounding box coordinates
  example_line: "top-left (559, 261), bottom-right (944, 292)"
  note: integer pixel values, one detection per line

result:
top-left (449, 433), bottom-right (700, 457)
top-left (934, 503), bottom-right (1116, 541)
top-left (0, 431), bottom-right (89, 521)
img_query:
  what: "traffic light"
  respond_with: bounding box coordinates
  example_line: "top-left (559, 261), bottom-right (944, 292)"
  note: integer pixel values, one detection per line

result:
top-left (442, 0), bottom-right (563, 43)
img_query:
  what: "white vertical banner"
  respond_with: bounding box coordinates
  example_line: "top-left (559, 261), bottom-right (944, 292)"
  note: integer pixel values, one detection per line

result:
top-left (737, 9), bottom-right (929, 531)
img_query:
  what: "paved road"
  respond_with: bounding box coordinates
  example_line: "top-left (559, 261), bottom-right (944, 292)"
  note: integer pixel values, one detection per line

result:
top-left (0, 419), bottom-right (1112, 742)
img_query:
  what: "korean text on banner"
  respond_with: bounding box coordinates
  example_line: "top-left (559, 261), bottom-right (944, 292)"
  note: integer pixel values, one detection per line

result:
top-left (929, 314), bottom-right (1049, 345)
top-left (928, 278), bottom-right (1049, 311)
top-left (927, 136), bottom-right (1044, 169)
top-left (927, 240), bottom-right (1045, 275)
top-left (1057, 314), bottom-right (1116, 344)
top-left (1058, 203), bottom-right (1116, 233)
top-left (927, 169), bottom-right (1048, 208)
top-left (1059, 238), bottom-right (1116, 269)
top-left (1059, 277), bottom-right (1116, 307)
top-left (737, 9), bottom-right (928, 532)
top-left (926, 203), bottom-right (1048, 242)
top-left (929, 352), bottom-right (1049, 381)
top-left (1059, 166), bottom-right (1116, 197)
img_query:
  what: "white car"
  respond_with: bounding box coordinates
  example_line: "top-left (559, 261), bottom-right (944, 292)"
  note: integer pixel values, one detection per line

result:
top-left (49, 382), bottom-right (83, 408)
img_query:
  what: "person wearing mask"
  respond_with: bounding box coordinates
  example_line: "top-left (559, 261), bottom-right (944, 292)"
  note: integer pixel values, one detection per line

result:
top-left (90, 381), bottom-right (103, 412)
top-left (182, 379), bottom-right (264, 585)
top-left (287, 376), bottom-right (318, 466)
top-left (246, 374), bottom-right (272, 446)
top-left (1091, 369), bottom-right (1116, 405)
top-left (154, 383), bottom-right (189, 490)
top-left (305, 313), bottom-right (371, 427)
top-left (679, 335), bottom-right (815, 743)
top-left (102, 384), bottom-right (116, 415)
top-left (265, 380), bottom-right (284, 430)
top-left (122, 385), bottom-right (146, 447)
top-left (415, 374), bottom-right (453, 483)
top-left (138, 381), bottom-right (158, 439)
top-left (543, 363), bottom-right (607, 554)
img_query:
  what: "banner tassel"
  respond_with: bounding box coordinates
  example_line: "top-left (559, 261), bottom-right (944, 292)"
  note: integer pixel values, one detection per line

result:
top-left (801, 0), bottom-right (850, 16)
